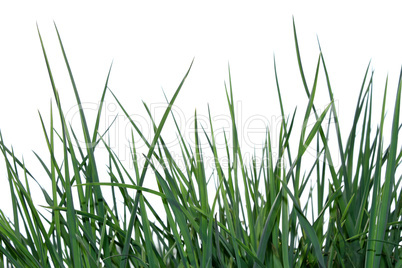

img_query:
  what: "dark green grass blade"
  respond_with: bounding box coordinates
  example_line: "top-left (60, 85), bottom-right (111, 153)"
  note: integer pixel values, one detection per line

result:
top-left (373, 68), bottom-right (402, 267)
top-left (254, 191), bottom-right (282, 267)
top-left (224, 69), bottom-right (246, 267)
top-left (193, 111), bottom-right (212, 267)
top-left (280, 180), bottom-right (326, 268)
top-left (78, 182), bottom-right (165, 198)
top-left (294, 20), bottom-right (356, 238)
top-left (344, 63), bottom-right (372, 183)
top-left (92, 62), bottom-right (113, 144)
top-left (118, 59), bottom-right (194, 268)
top-left (292, 17), bottom-right (309, 96)
top-left (52, 25), bottom-right (110, 265)
top-left (37, 25), bottom-right (82, 267)
top-left (319, 47), bottom-right (350, 200)
top-left (294, 54), bottom-right (320, 199)
top-left (147, 157), bottom-right (198, 267)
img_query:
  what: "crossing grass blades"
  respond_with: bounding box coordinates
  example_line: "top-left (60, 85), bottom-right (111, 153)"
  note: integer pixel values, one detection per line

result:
top-left (0, 20), bottom-right (401, 267)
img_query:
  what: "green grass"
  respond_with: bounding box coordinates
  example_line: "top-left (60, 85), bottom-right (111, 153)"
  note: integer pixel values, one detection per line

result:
top-left (0, 20), bottom-right (401, 267)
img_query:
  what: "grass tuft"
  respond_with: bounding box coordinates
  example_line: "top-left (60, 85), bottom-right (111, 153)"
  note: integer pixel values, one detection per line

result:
top-left (0, 22), bottom-right (401, 267)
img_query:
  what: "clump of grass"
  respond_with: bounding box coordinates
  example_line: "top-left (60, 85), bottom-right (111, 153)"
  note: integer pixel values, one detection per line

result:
top-left (0, 20), bottom-right (401, 267)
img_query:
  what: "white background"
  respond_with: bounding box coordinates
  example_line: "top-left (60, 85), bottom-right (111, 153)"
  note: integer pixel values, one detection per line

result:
top-left (1, 2), bottom-right (402, 218)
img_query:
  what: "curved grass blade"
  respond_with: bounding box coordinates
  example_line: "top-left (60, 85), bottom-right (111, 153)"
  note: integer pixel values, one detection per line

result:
top-left (117, 59), bottom-right (194, 268)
